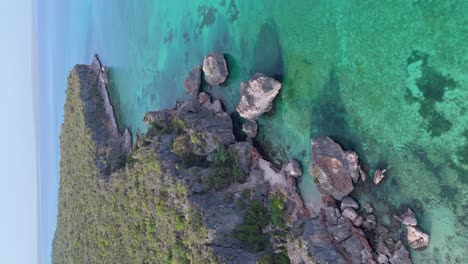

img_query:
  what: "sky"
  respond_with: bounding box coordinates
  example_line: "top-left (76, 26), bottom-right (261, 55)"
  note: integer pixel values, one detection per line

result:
top-left (0, 0), bottom-right (39, 263)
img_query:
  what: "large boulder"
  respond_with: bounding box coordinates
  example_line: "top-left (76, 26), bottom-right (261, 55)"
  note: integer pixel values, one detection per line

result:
top-left (310, 137), bottom-right (358, 200)
top-left (407, 226), bottom-right (430, 250)
top-left (340, 196), bottom-right (359, 211)
top-left (184, 66), bottom-right (202, 97)
top-left (202, 53), bottom-right (228, 86)
top-left (236, 73), bottom-right (282, 120)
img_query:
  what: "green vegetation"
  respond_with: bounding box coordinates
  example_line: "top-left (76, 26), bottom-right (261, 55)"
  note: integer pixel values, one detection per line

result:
top-left (211, 145), bottom-right (245, 190)
top-left (52, 69), bottom-right (216, 264)
top-left (269, 194), bottom-right (285, 229)
top-left (231, 201), bottom-right (269, 252)
top-left (257, 251), bottom-right (291, 264)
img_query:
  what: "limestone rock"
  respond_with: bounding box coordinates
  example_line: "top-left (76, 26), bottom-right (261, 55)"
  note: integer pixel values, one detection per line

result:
top-left (203, 53), bottom-right (228, 86)
top-left (378, 254), bottom-right (389, 264)
top-left (310, 137), bottom-right (357, 200)
top-left (184, 66), bottom-right (202, 97)
top-left (364, 202), bottom-right (374, 213)
top-left (389, 241), bottom-right (412, 264)
top-left (373, 168), bottom-right (387, 185)
top-left (342, 208), bottom-right (358, 221)
top-left (407, 226), bottom-right (430, 250)
top-left (394, 208), bottom-right (417, 226)
top-left (228, 142), bottom-right (253, 175)
top-left (344, 151), bottom-right (360, 183)
top-left (236, 73), bottom-right (282, 120)
top-left (283, 159), bottom-right (303, 178)
top-left (341, 196), bottom-right (359, 211)
top-left (242, 120), bottom-right (258, 138)
top-left (353, 215), bottom-right (364, 227)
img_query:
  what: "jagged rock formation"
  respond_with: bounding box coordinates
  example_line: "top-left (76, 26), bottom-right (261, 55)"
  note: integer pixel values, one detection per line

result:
top-left (73, 55), bottom-right (131, 175)
top-left (236, 73), bottom-right (282, 120)
top-left (202, 53), bottom-right (229, 86)
top-left (310, 137), bottom-right (357, 200)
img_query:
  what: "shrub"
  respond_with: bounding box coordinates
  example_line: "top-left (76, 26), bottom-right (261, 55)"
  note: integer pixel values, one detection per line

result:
top-left (231, 201), bottom-right (268, 252)
top-left (269, 194), bottom-right (285, 229)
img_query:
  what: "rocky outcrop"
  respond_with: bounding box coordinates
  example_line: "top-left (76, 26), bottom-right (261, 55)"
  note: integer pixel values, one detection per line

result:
top-left (373, 168), bottom-right (386, 185)
top-left (340, 196), bottom-right (359, 211)
top-left (184, 66), bottom-right (202, 97)
top-left (75, 55), bottom-right (131, 174)
top-left (242, 120), bottom-right (258, 138)
top-left (310, 137), bottom-right (358, 200)
top-left (283, 160), bottom-right (302, 178)
top-left (236, 73), bottom-right (282, 120)
top-left (203, 53), bottom-right (228, 86)
top-left (407, 226), bottom-right (430, 250)
top-left (394, 208), bottom-right (417, 226)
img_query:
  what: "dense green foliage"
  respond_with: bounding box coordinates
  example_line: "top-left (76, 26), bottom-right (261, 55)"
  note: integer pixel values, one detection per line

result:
top-left (231, 201), bottom-right (269, 252)
top-left (210, 145), bottom-right (245, 190)
top-left (52, 70), bottom-right (216, 263)
top-left (269, 194), bottom-right (285, 229)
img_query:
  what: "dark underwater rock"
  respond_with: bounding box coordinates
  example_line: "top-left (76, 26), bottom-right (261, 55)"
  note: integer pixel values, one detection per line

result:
top-left (184, 66), bottom-right (202, 97)
top-left (242, 119), bottom-right (258, 138)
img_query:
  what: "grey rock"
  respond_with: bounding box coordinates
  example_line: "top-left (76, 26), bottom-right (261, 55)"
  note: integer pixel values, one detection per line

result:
top-left (378, 254), bottom-right (389, 263)
top-left (203, 53), bottom-right (228, 86)
top-left (353, 215), bottom-right (364, 227)
top-left (184, 66), bottom-right (202, 97)
top-left (364, 202), bottom-right (374, 213)
top-left (229, 142), bottom-right (253, 175)
top-left (363, 215), bottom-right (377, 229)
top-left (310, 137), bottom-right (357, 200)
top-left (373, 168), bottom-right (387, 185)
top-left (296, 218), bottom-right (349, 264)
top-left (284, 159), bottom-right (303, 178)
top-left (407, 226), bottom-right (430, 250)
top-left (341, 196), bottom-right (359, 211)
top-left (394, 208), bottom-right (417, 226)
top-left (342, 208), bottom-right (358, 221)
top-left (242, 120), bottom-right (258, 138)
top-left (236, 73), bottom-right (282, 120)
top-left (389, 241), bottom-right (412, 264)
top-left (344, 151), bottom-right (360, 183)
top-left (359, 165), bottom-right (367, 182)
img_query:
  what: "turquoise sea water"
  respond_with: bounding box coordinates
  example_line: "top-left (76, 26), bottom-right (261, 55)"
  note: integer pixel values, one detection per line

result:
top-left (53, 1), bottom-right (467, 262)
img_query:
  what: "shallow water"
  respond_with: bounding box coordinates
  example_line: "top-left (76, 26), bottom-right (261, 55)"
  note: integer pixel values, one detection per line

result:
top-left (61, 0), bottom-right (467, 262)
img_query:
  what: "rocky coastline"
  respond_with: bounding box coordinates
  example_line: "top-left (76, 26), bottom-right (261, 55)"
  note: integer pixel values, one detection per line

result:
top-left (147, 52), bottom-right (430, 263)
top-left (73, 55), bottom-right (132, 175)
top-left (59, 53), bottom-right (430, 263)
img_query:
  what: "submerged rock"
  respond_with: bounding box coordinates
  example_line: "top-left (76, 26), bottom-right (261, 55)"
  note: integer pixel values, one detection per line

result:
top-left (394, 208), bottom-right (417, 226)
top-left (373, 168), bottom-right (387, 185)
top-left (364, 202), bottom-right (374, 214)
top-left (310, 137), bottom-right (358, 200)
top-left (202, 53), bottom-right (228, 86)
top-left (407, 226), bottom-right (430, 250)
top-left (236, 73), bottom-right (282, 120)
top-left (378, 254), bottom-right (389, 264)
top-left (242, 120), bottom-right (258, 138)
top-left (184, 66), bottom-right (202, 97)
